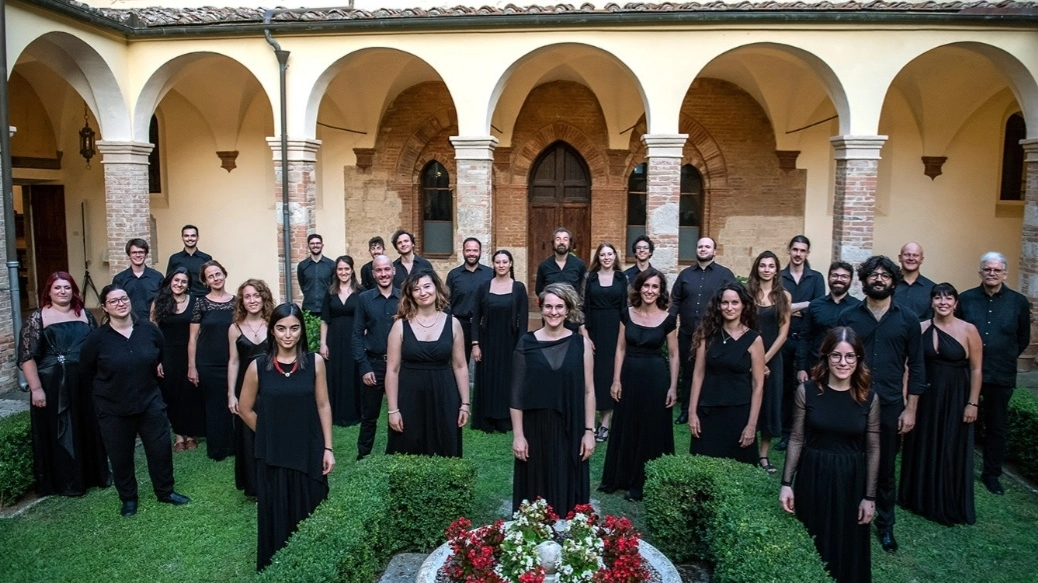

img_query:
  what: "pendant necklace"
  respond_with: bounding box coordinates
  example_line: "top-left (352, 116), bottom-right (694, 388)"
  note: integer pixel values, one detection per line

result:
top-left (243, 320), bottom-right (264, 342)
top-left (415, 314), bottom-right (439, 329)
top-left (273, 359), bottom-right (299, 378)
top-left (721, 329), bottom-right (732, 345)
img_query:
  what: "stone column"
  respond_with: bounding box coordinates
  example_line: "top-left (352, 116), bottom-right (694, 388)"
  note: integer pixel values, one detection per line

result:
top-left (97, 141), bottom-right (155, 278)
top-left (450, 136), bottom-right (498, 264)
top-left (1018, 138), bottom-right (1038, 369)
top-left (641, 134), bottom-right (688, 279)
top-left (267, 138), bottom-right (321, 304)
top-left (829, 136), bottom-right (887, 267)
top-left (0, 127), bottom-right (18, 390)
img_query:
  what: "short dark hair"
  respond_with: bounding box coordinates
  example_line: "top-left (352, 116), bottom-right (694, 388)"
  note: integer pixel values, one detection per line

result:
top-left (181, 224), bottom-right (198, 236)
top-left (391, 229), bottom-right (415, 251)
top-left (631, 235), bottom-right (654, 255)
top-left (552, 227), bottom-right (572, 240)
top-left (930, 282), bottom-right (959, 301)
top-left (368, 236), bottom-right (385, 249)
top-left (125, 238), bottom-right (149, 255)
top-left (788, 235), bottom-right (811, 249)
top-left (307, 233), bottom-right (323, 244)
top-left (462, 237), bottom-right (482, 251)
top-left (828, 261), bottom-right (854, 277)
top-left (857, 255), bottom-right (902, 286)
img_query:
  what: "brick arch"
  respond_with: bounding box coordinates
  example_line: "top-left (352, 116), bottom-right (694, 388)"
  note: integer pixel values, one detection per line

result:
top-left (510, 122), bottom-right (610, 187)
top-left (620, 115), bottom-right (728, 192)
top-left (395, 110), bottom-right (458, 179)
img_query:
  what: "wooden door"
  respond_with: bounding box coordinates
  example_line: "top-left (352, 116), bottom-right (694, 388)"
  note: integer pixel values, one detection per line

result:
top-left (29, 185), bottom-right (69, 294)
top-left (527, 141), bottom-right (591, 299)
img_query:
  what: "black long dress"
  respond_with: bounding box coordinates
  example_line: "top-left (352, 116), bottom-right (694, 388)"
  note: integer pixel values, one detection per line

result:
top-left (511, 332), bottom-right (589, 515)
top-left (386, 318), bottom-right (462, 457)
top-left (472, 280), bottom-right (528, 432)
top-left (18, 310), bottom-right (110, 496)
top-left (254, 353), bottom-right (328, 571)
top-left (584, 272), bottom-right (627, 413)
top-left (898, 323), bottom-right (976, 525)
top-left (782, 382), bottom-right (880, 583)
top-left (321, 291), bottom-right (361, 426)
top-left (192, 296), bottom-right (235, 460)
top-left (690, 330), bottom-right (760, 464)
top-left (756, 304), bottom-right (783, 438)
top-left (600, 310), bottom-right (676, 495)
top-left (157, 296), bottom-right (206, 437)
top-left (234, 331), bottom-right (268, 497)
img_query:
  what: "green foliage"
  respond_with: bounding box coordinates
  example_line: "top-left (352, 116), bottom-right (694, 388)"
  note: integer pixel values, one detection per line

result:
top-left (302, 309), bottom-right (322, 353)
top-left (0, 411), bottom-right (33, 506)
top-left (644, 455), bottom-right (832, 583)
top-left (259, 454), bottom-right (475, 582)
top-left (1007, 389), bottom-right (1038, 483)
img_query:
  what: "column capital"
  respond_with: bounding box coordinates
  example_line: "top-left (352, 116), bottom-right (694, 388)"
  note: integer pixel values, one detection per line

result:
top-left (829, 135), bottom-right (888, 160)
top-left (450, 136), bottom-right (499, 160)
top-left (97, 140), bottom-right (154, 164)
top-left (1020, 138), bottom-right (1038, 160)
top-left (641, 134), bottom-right (688, 158)
top-left (266, 138), bottom-right (322, 162)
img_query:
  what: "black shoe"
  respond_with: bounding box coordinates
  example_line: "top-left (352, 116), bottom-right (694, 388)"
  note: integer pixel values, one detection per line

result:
top-left (877, 529), bottom-right (898, 553)
top-left (624, 488), bottom-right (644, 502)
top-left (157, 492), bottom-right (191, 506)
top-left (356, 453), bottom-right (367, 462)
top-left (983, 477), bottom-right (1005, 496)
top-left (675, 411), bottom-right (689, 425)
top-left (774, 437), bottom-right (789, 451)
top-left (120, 500), bottom-right (137, 517)
top-left (597, 483), bottom-right (617, 494)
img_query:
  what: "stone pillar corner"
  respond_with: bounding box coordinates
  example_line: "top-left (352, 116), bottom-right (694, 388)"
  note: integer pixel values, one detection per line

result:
top-left (450, 136), bottom-right (499, 160)
top-left (266, 137), bottom-right (322, 162)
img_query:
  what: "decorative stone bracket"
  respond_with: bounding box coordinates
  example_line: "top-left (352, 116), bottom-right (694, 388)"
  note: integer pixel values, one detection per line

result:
top-left (921, 156), bottom-right (947, 180)
top-left (216, 151), bottom-right (239, 172)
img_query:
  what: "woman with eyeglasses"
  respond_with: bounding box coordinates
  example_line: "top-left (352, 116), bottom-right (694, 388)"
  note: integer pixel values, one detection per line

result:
top-left (898, 283), bottom-right (981, 525)
top-left (780, 326), bottom-right (879, 583)
top-left (80, 284), bottom-right (190, 517)
top-left (187, 260), bottom-right (236, 460)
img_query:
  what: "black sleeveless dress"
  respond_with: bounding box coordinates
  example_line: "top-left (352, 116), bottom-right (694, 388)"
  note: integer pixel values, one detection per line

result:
top-left (192, 296), bottom-right (235, 460)
top-left (584, 272), bottom-right (626, 412)
top-left (472, 287), bottom-right (526, 432)
top-left (898, 323), bottom-right (976, 525)
top-left (233, 332), bottom-right (267, 497)
top-left (690, 330), bottom-right (760, 464)
top-left (756, 304), bottom-right (784, 438)
top-left (321, 291), bottom-right (361, 426)
top-left (387, 318), bottom-right (462, 457)
top-left (158, 296), bottom-right (205, 437)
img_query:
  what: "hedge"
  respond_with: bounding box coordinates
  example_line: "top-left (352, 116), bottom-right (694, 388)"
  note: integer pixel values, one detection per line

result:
top-left (258, 454), bottom-right (475, 582)
top-left (643, 455), bottom-right (832, 583)
top-left (1007, 388), bottom-right (1038, 483)
top-left (0, 411), bottom-right (33, 506)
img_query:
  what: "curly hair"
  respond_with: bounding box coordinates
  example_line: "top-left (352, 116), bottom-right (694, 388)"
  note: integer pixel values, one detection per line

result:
top-left (691, 282), bottom-right (758, 355)
top-left (810, 326), bottom-right (872, 404)
top-left (857, 255), bottom-right (902, 286)
top-left (396, 270), bottom-right (449, 320)
top-left (746, 250), bottom-right (790, 327)
top-left (539, 283), bottom-right (584, 324)
top-left (233, 279), bottom-right (275, 324)
top-left (628, 268), bottom-right (669, 310)
top-left (152, 267), bottom-right (190, 323)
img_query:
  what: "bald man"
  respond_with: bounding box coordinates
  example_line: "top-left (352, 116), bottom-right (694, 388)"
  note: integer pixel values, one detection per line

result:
top-left (893, 242), bottom-right (935, 321)
top-left (352, 255), bottom-right (400, 460)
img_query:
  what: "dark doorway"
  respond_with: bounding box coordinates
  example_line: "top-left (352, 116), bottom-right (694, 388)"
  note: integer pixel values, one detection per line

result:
top-left (27, 185), bottom-right (69, 299)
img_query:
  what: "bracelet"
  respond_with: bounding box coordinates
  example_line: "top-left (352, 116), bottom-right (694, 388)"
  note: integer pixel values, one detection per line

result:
top-left (966, 401), bottom-right (979, 407)
top-left (388, 409), bottom-right (400, 415)
top-left (324, 447), bottom-right (333, 452)
top-left (461, 402), bottom-right (470, 406)
top-left (585, 427), bottom-right (595, 433)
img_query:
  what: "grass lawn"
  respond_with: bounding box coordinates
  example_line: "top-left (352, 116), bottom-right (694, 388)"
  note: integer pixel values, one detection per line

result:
top-left (1, 422), bottom-right (1036, 582)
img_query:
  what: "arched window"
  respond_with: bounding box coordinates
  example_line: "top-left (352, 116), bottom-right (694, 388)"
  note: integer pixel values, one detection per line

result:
top-left (679, 164), bottom-right (704, 261)
top-left (422, 161), bottom-right (452, 255)
top-left (148, 115), bottom-right (162, 195)
top-left (626, 163), bottom-right (647, 260)
top-left (1000, 113), bottom-right (1026, 201)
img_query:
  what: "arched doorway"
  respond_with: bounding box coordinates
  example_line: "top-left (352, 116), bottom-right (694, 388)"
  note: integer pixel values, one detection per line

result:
top-left (527, 141), bottom-right (591, 292)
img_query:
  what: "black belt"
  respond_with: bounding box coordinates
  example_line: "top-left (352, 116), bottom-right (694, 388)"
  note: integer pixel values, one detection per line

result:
top-left (365, 351), bottom-right (387, 361)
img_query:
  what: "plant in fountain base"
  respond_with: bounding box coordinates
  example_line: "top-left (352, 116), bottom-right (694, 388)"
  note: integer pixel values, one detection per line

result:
top-left (443, 499), bottom-right (649, 583)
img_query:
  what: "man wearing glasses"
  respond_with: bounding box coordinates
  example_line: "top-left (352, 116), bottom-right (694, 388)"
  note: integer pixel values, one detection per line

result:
top-left (623, 235), bottom-right (655, 284)
top-left (112, 238), bottom-right (163, 321)
top-left (795, 261), bottom-right (861, 382)
top-left (957, 252), bottom-right (1032, 496)
top-left (838, 255), bottom-right (925, 554)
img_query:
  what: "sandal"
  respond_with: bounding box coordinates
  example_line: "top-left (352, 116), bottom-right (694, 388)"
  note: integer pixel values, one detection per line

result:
top-left (173, 441), bottom-right (187, 453)
top-left (184, 438), bottom-right (199, 451)
top-left (596, 426), bottom-right (610, 443)
top-left (759, 457), bottom-right (777, 474)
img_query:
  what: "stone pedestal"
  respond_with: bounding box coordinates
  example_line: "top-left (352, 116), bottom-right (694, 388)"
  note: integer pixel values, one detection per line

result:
top-left (97, 141), bottom-right (155, 277)
top-left (829, 135), bottom-right (887, 268)
top-left (642, 134), bottom-right (688, 280)
top-left (267, 138), bottom-right (321, 303)
top-left (450, 136), bottom-right (498, 264)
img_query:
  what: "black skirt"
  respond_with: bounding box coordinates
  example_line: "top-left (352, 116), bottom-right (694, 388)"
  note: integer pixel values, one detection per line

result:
top-left (690, 404), bottom-right (758, 465)
top-left (256, 460), bottom-right (328, 571)
top-left (513, 408), bottom-right (589, 516)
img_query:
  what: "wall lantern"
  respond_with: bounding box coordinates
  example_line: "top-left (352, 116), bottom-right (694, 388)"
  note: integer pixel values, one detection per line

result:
top-left (79, 104), bottom-right (96, 169)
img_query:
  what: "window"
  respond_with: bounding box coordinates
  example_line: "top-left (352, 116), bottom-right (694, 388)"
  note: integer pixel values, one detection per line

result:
top-left (678, 164), bottom-right (704, 262)
top-left (1000, 113), bottom-right (1026, 201)
top-left (148, 115), bottom-right (162, 195)
top-left (422, 161), bottom-right (452, 255)
top-left (626, 163), bottom-right (647, 259)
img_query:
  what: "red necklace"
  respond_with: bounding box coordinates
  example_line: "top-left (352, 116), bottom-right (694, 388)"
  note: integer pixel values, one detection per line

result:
top-left (273, 359), bottom-right (299, 377)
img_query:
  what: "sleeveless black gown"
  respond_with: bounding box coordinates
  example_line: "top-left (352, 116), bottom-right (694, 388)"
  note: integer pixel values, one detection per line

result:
top-left (192, 296), bottom-right (235, 460)
top-left (584, 272), bottom-right (626, 413)
top-left (690, 330), bottom-right (760, 464)
top-left (321, 291), bottom-right (361, 426)
top-left (472, 291), bottom-right (521, 432)
top-left (756, 304), bottom-right (783, 438)
top-left (234, 332), bottom-right (267, 497)
top-left (158, 296), bottom-right (205, 437)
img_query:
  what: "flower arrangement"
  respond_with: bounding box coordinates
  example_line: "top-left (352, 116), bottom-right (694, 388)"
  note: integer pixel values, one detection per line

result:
top-left (443, 499), bottom-right (649, 583)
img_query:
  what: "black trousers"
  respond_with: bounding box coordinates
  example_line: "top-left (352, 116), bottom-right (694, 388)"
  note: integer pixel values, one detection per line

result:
top-left (779, 341), bottom-right (800, 438)
top-left (981, 383), bottom-right (1013, 480)
top-left (876, 400), bottom-right (904, 531)
top-left (96, 399), bottom-right (175, 502)
top-left (677, 332), bottom-right (694, 413)
top-left (357, 359), bottom-right (387, 457)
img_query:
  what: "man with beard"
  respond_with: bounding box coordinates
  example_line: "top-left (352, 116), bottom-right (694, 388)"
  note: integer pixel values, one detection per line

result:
top-left (795, 261), bottom-right (861, 381)
top-left (893, 242), bottom-right (935, 321)
top-left (360, 236), bottom-right (385, 290)
top-left (623, 235), bottom-right (655, 285)
top-left (838, 255), bottom-right (925, 553)
top-left (296, 233), bottom-right (335, 317)
top-left (165, 224), bottom-right (212, 296)
top-left (352, 255), bottom-right (401, 460)
top-left (446, 237), bottom-right (493, 361)
top-left (669, 237), bottom-right (735, 424)
top-left (391, 229), bottom-right (434, 288)
top-left (957, 251), bottom-right (1031, 496)
top-left (534, 227), bottom-right (587, 295)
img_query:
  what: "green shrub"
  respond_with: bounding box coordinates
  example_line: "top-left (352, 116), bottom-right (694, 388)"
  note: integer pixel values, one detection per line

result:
top-left (302, 310), bottom-right (322, 353)
top-left (1007, 388), bottom-right (1038, 483)
top-left (644, 455), bottom-right (832, 583)
top-left (259, 454), bottom-right (475, 582)
top-left (0, 411), bottom-right (33, 506)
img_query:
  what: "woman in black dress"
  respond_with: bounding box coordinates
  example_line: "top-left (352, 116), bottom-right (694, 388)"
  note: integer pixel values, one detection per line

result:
top-left (746, 250), bottom-right (791, 474)
top-left (239, 303), bottom-right (334, 571)
top-left (471, 250), bottom-right (528, 433)
top-left (688, 283), bottom-right (765, 464)
top-left (318, 255), bottom-right (362, 427)
top-left (385, 270), bottom-right (469, 456)
top-left (781, 326), bottom-right (879, 583)
top-left (599, 268), bottom-right (678, 501)
top-left (152, 268), bottom-right (205, 452)
top-left (19, 271), bottom-right (109, 496)
top-left (188, 260), bottom-right (236, 460)
top-left (227, 279), bottom-right (274, 498)
top-left (80, 285), bottom-right (190, 517)
top-left (583, 242), bottom-right (627, 443)
top-left (899, 283), bottom-right (982, 525)
top-left (511, 283), bottom-right (596, 515)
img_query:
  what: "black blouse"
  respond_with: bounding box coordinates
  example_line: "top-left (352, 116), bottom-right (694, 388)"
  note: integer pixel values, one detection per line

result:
top-left (79, 321), bottom-right (165, 416)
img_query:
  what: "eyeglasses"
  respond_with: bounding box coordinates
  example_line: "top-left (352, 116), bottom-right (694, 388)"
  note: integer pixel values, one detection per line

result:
top-left (129, 251), bottom-right (147, 256)
top-left (106, 297), bottom-right (131, 306)
top-left (828, 352), bottom-right (858, 364)
top-left (830, 274), bottom-right (851, 281)
top-left (634, 246), bottom-right (651, 251)
top-left (867, 272), bottom-right (893, 282)
top-left (981, 268), bottom-right (1005, 274)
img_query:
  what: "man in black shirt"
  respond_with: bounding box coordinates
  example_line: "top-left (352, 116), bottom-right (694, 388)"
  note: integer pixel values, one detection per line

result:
top-left (623, 235), bottom-right (655, 285)
top-left (165, 224), bottom-right (212, 296)
top-left (957, 251), bottom-right (1032, 496)
top-left (352, 255), bottom-right (400, 460)
top-left (795, 261), bottom-right (861, 380)
top-left (391, 229), bottom-right (434, 288)
top-left (534, 227), bottom-right (587, 296)
top-left (893, 242), bottom-right (935, 321)
top-left (296, 234), bottom-right (335, 317)
top-left (360, 236), bottom-right (384, 290)
top-left (838, 255), bottom-right (925, 553)
top-left (670, 237), bottom-right (735, 424)
top-left (112, 238), bottom-right (163, 322)
top-left (446, 237), bottom-right (493, 361)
